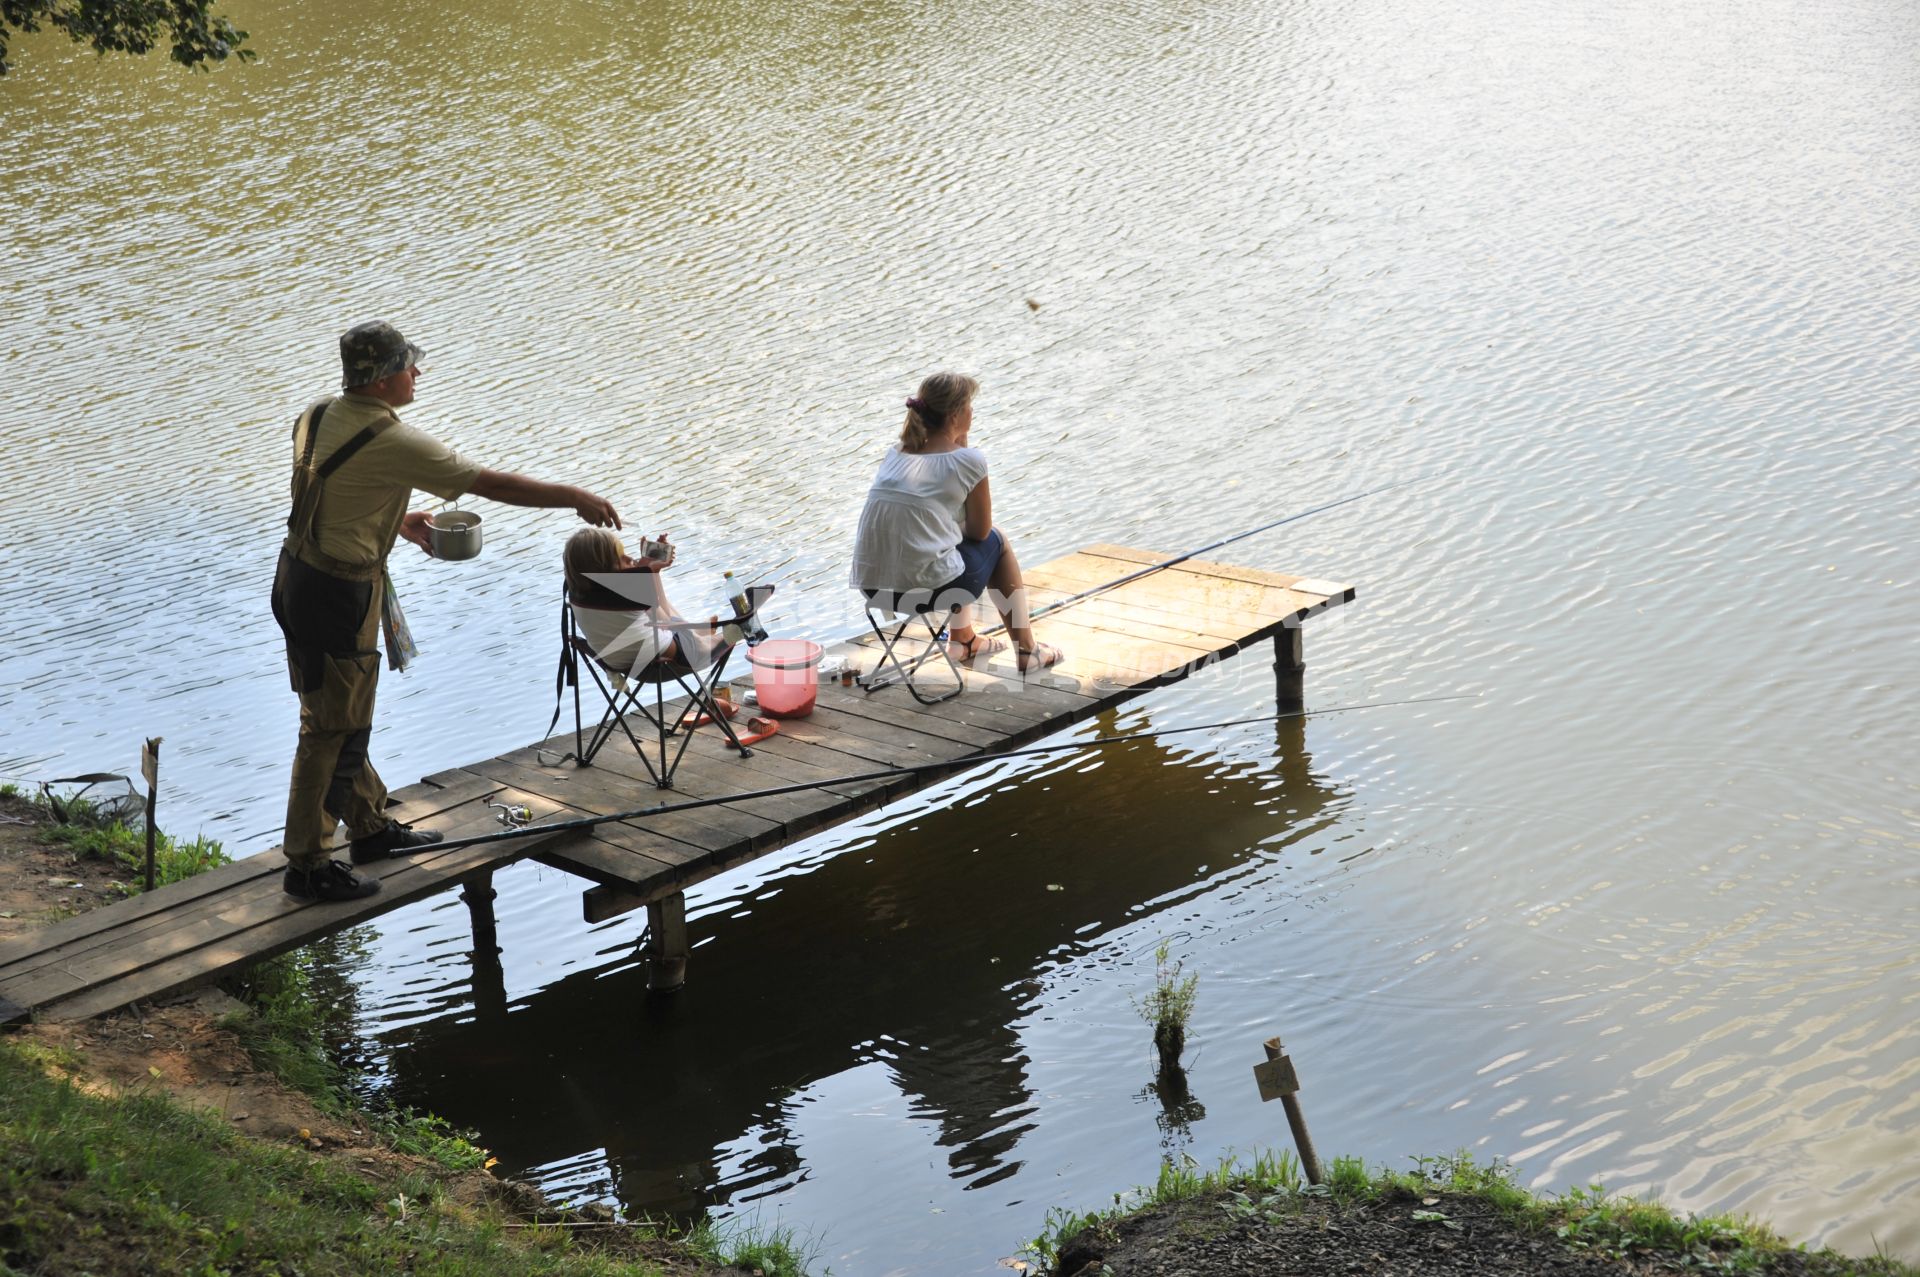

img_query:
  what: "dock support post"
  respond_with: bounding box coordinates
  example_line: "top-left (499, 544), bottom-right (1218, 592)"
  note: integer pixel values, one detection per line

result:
top-left (463, 871), bottom-right (506, 1020)
top-left (1273, 625), bottom-right (1304, 714)
top-left (644, 892), bottom-right (689, 993)
top-left (462, 871), bottom-right (500, 959)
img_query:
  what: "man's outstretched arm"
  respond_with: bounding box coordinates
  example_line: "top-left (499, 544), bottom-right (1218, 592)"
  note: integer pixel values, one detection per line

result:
top-left (468, 470), bottom-right (622, 528)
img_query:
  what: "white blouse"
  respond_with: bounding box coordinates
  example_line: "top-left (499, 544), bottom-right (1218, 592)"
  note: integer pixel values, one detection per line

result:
top-left (848, 445), bottom-right (989, 594)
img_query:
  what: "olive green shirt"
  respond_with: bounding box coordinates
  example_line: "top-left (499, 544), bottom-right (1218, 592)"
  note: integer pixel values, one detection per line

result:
top-left (293, 393), bottom-right (480, 569)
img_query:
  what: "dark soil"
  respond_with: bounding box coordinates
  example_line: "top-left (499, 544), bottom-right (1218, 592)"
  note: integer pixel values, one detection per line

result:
top-left (1050, 1183), bottom-right (1866, 1277)
top-left (0, 793), bottom-right (131, 946)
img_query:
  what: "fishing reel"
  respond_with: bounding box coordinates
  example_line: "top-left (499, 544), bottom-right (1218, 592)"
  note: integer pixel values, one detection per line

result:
top-left (488, 801), bottom-right (534, 829)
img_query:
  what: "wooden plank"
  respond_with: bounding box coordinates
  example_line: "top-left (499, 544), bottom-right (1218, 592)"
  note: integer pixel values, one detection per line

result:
top-left (624, 734), bottom-right (898, 813)
top-left (760, 719), bottom-right (974, 779)
top-left (8, 785), bottom-right (566, 1015)
top-left (738, 728), bottom-right (924, 794)
top-left (797, 686), bottom-right (1007, 748)
top-left (774, 703), bottom-right (981, 764)
top-left (1079, 545), bottom-right (1355, 604)
top-left (475, 752), bottom-right (780, 852)
top-left (0, 775), bottom-right (509, 994)
top-left (4, 790), bottom-right (539, 1015)
top-left (825, 674), bottom-right (1115, 757)
top-left (1080, 545), bottom-right (1306, 593)
top-left (1026, 583), bottom-right (1298, 650)
top-left (535, 831), bottom-right (686, 894)
top-left (36, 786), bottom-right (573, 1022)
top-left (1025, 553), bottom-right (1328, 622)
top-left (582, 884), bottom-right (651, 925)
top-left (0, 771), bottom-right (503, 978)
top-left (484, 738), bottom-right (884, 847)
top-left (1025, 586), bottom-right (1247, 649)
top-left (1025, 615), bottom-right (1227, 685)
top-left (820, 666), bottom-right (1082, 738)
top-left (520, 711), bottom-right (905, 802)
top-left (2, 544), bottom-right (1356, 1024)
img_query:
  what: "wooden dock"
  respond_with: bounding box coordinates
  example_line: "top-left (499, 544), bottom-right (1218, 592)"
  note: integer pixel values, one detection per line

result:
top-left (0, 545), bottom-right (1352, 1026)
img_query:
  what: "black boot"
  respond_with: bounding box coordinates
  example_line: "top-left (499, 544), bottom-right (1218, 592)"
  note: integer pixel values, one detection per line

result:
top-left (349, 820), bottom-right (445, 865)
top-left (284, 859), bottom-right (381, 902)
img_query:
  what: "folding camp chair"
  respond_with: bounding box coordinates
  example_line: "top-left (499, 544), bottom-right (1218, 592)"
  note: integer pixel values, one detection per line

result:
top-left (557, 576), bottom-right (774, 787)
top-left (857, 588), bottom-right (966, 705)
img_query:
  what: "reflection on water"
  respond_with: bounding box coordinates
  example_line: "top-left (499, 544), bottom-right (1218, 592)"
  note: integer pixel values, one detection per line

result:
top-left (4, 0), bottom-right (1918, 1270)
top-left (379, 712), bottom-right (1341, 1213)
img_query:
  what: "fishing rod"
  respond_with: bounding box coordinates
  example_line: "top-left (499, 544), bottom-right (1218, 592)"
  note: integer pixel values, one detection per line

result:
top-left (435, 692), bottom-right (1474, 853)
top-left (983, 479), bottom-right (1416, 634)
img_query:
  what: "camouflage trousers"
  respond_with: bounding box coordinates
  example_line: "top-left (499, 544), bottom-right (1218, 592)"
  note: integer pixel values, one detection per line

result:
top-left (270, 550), bottom-right (390, 871)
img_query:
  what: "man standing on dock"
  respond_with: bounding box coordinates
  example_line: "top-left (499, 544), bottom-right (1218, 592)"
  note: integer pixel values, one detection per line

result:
top-left (271, 320), bottom-right (622, 903)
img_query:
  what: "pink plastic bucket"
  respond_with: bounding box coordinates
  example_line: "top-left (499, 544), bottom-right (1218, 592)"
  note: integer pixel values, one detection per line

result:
top-left (747, 639), bottom-right (822, 718)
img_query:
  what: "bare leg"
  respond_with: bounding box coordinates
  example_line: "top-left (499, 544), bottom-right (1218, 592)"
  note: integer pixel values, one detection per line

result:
top-left (945, 602), bottom-right (1006, 661)
top-left (647, 580), bottom-right (718, 668)
top-left (983, 530), bottom-right (1061, 670)
top-left (986, 529), bottom-right (1033, 647)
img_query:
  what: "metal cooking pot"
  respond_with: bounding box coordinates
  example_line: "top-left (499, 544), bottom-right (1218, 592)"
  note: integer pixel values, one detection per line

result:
top-left (427, 509), bottom-right (483, 560)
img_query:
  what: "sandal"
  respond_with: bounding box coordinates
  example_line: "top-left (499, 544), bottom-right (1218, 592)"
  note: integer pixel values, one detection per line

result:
top-left (1015, 641), bottom-right (1064, 673)
top-left (735, 716), bottom-right (780, 747)
top-left (948, 632), bottom-right (1008, 663)
top-left (687, 693), bottom-right (742, 729)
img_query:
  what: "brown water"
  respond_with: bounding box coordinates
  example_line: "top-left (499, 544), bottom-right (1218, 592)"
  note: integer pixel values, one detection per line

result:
top-left (3, 0), bottom-right (1916, 1270)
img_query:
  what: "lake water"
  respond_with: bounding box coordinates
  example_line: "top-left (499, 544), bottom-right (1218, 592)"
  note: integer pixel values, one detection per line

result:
top-left (3, 0), bottom-right (1915, 1270)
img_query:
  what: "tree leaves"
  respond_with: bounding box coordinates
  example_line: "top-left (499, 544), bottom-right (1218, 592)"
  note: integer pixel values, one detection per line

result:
top-left (0, 0), bottom-right (254, 76)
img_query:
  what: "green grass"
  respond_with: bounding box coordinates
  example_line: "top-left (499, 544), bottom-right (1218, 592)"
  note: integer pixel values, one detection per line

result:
top-left (0, 1039), bottom-right (690, 1277)
top-left (219, 944), bottom-right (495, 1175)
top-left (1029, 1149), bottom-right (1917, 1276)
top-left (10, 785), bottom-right (229, 893)
top-left (683, 1214), bottom-right (821, 1277)
top-left (44, 819), bottom-right (229, 891)
top-left (4, 787), bottom-right (822, 1273)
top-left (1030, 1149), bottom-right (1304, 1267)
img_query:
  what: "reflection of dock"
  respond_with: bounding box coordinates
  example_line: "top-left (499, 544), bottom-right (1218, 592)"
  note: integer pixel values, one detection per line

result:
top-left (383, 704), bottom-right (1348, 1215)
top-left (0, 545), bottom-right (1352, 1025)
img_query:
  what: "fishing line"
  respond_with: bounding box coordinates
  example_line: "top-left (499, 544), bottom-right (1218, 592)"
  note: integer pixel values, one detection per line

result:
top-left (430, 692), bottom-right (1476, 854)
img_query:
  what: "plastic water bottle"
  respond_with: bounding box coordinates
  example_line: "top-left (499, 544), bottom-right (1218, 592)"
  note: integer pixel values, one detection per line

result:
top-left (724, 570), bottom-right (769, 643)
top-left (723, 570), bottom-right (750, 618)
top-left (716, 572), bottom-right (747, 644)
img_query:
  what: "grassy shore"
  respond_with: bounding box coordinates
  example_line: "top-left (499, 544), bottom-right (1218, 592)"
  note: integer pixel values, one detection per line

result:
top-left (1030, 1149), bottom-right (1916, 1276)
top-left (0, 787), bottom-right (817, 1277)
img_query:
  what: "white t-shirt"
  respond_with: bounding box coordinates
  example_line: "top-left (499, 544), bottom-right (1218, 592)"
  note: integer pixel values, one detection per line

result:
top-left (848, 445), bottom-right (989, 593)
top-left (573, 603), bottom-right (670, 675)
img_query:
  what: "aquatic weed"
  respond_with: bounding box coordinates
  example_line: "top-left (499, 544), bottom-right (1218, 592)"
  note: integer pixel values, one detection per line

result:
top-left (1129, 941), bottom-right (1199, 1069)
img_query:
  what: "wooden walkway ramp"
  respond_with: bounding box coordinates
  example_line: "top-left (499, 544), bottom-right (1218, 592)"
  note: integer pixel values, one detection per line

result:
top-left (0, 545), bottom-right (1353, 1025)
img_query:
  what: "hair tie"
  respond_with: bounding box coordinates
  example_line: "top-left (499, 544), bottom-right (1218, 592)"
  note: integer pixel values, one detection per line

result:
top-left (905, 396), bottom-right (924, 412)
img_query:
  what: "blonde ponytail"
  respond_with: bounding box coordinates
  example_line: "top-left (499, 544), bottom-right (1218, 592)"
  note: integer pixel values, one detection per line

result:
top-left (899, 371), bottom-right (979, 451)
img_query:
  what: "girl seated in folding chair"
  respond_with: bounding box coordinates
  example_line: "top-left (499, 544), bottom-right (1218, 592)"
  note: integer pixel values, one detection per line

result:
top-left (559, 527), bottom-right (774, 780)
top-left (848, 371), bottom-right (1064, 673)
top-left (563, 527), bottom-right (723, 675)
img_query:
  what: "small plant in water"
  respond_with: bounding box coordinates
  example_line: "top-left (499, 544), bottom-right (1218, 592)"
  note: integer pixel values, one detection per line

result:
top-left (1131, 941), bottom-right (1199, 1073)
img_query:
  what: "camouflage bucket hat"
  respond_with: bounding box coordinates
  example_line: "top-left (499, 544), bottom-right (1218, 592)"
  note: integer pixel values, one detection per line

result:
top-left (339, 320), bottom-right (426, 389)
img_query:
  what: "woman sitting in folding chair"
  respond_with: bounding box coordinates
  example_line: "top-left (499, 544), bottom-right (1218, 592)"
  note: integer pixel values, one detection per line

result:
top-left (848, 371), bottom-right (1064, 676)
top-left (560, 528), bottom-right (771, 783)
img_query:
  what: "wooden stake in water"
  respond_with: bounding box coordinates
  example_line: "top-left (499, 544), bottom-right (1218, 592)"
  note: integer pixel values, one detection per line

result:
top-left (1254, 1034), bottom-right (1322, 1185)
top-left (139, 737), bottom-right (162, 893)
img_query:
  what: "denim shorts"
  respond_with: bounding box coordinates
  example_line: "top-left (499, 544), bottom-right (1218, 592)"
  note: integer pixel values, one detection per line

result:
top-left (936, 528), bottom-right (1005, 602)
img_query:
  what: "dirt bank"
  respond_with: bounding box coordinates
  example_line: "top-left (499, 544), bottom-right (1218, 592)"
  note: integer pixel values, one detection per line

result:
top-left (0, 792), bottom-right (741, 1276)
top-left (1042, 1165), bottom-right (1909, 1277)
